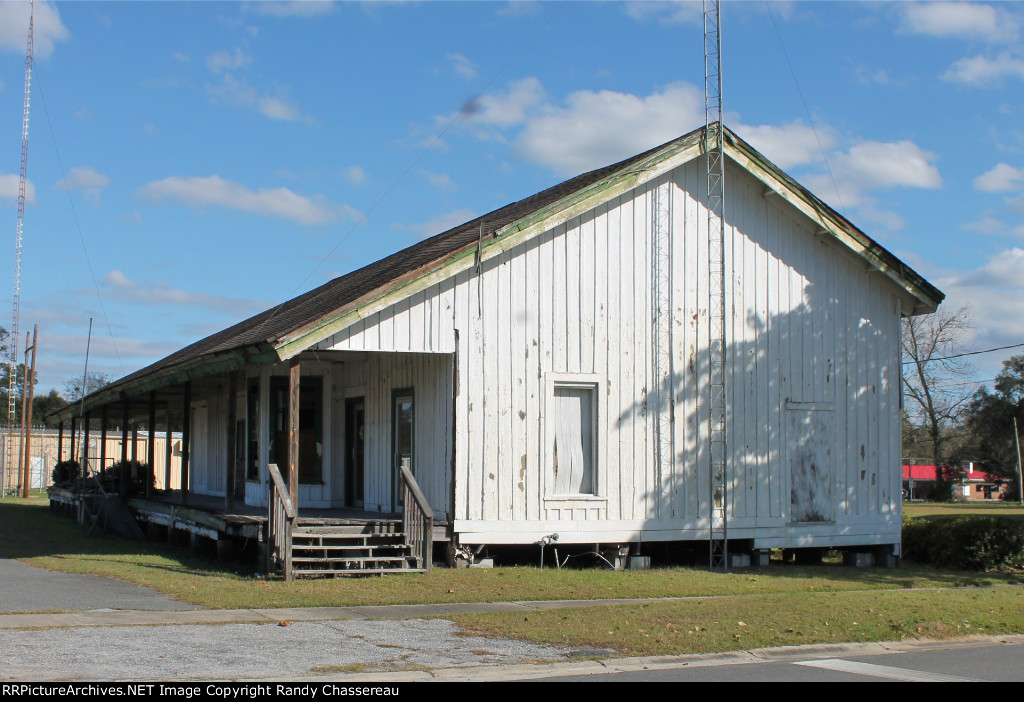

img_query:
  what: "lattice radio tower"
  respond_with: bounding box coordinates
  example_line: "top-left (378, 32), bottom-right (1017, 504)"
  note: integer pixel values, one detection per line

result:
top-left (9, 1), bottom-right (33, 422)
top-left (704, 0), bottom-right (728, 572)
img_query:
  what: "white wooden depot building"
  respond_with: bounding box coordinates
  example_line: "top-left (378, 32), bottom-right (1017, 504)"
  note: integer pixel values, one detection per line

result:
top-left (58, 125), bottom-right (942, 570)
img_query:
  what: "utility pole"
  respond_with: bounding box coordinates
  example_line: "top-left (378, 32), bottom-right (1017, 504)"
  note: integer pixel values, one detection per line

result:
top-left (20, 325), bottom-right (37, 497)
top-left (1014, 416), bottom-right (1023, 506)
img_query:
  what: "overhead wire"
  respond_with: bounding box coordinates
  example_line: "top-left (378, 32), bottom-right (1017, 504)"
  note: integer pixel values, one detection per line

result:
top-left (902, 342), bottom-right (1024, 366)
top-left (34, 69), bottom-right (125, 375)
top-left (254, 2), bottom-right (566, 340)
top-left (764, 2), bottom-right (846, 216)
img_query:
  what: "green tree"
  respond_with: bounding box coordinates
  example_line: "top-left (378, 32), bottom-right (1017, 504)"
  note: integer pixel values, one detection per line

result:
top-left (964, 355), bottom-right (1024, 500)
top-left (32, 389), bottom-right (68, 427)
top-left (0, 326), bottom-right (36, 427)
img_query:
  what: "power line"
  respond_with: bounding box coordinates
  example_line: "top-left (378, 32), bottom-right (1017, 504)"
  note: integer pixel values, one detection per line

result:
top-left (902, 341), bottom-right (1024, 366)
top-left (35, 70), bottom-right (125, 375)
top-left (255, 2), bottom-right (566, 341)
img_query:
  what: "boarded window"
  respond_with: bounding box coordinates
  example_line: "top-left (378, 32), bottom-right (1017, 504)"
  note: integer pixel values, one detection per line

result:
top-left (787, 407), bottom-right (835, 523)
top-left (552, 386), bottom-right (595, 495)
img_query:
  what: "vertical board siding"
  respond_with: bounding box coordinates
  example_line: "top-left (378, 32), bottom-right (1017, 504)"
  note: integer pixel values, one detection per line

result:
top-left (285, 159), bottom-right (905, 543)
top-left (331, 352), bottom-right (452, 517)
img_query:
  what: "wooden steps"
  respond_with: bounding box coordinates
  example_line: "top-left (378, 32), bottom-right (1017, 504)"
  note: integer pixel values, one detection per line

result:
top-left (289, 519), bottom-right (423, 577)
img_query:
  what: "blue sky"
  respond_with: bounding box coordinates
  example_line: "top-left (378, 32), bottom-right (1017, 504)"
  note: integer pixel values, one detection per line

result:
top-left (1, 0), bottom-right (1023, 393)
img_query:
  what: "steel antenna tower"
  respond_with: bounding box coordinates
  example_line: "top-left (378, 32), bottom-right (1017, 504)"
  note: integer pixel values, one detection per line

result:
top-left (9, 2), bottom-right (33, 422)
top-left (704, 0), bottom-right (728, 572)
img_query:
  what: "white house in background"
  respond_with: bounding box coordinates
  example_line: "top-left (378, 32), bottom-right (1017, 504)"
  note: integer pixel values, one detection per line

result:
top-left (58, 124), bottom-right (943, 565)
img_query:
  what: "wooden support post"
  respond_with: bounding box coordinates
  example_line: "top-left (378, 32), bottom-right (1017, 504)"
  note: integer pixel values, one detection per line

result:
top-left (69, 416), bottom-right (77, 485)
top-left (181, 382), bottom-right (191, 506)
top-left (18, 331), bottom-right (29, 497)
top-left (288, 360), bottom-right (300, 515)
top-left (121, 400), bottom-right (129, 496)
top-left (147, 391), bottom-right (156, 499)
top-left (164, 408), bottom-right (173, 493)
top-left (57, 421), bottom-right (64, 463)
top-left (225, 372), bottom-right (237, 512)
top-left (131, 419), bottom-right (139, 465)
top-left (81, 412), bottom-right (90, 478)
top-left (21, 325), bottom-right (37, 498)
top-left (100, 405), bottom-right (108, 479)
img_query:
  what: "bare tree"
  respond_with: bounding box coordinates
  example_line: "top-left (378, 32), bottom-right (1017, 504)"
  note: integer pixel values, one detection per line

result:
top-left (901, 306), bottom-right (975, 499)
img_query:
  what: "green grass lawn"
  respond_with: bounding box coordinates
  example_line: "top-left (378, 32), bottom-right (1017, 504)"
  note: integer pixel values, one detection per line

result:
top-left (4, 494), bottom-right (1023, 657)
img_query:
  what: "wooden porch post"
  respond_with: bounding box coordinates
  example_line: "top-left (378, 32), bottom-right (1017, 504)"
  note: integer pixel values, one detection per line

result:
top-left (120, 400), bottom-right (129, 495)
top-left (164, 408), bottom-right (173, 493)
top-left (147, 391), bottom-right (156, 499)
top-left (81, 412), bottom-right (90, 477)
top-left (288, 359), bottom-right (300, 513)
top-left (69, 417), bottom-right (76, 475)
top-left (225, 372), bottom-right (237, 512)
top-left (131, 420), bottom-right (139, 465)
top-left (100, 405), bottom-right (108, 479)
top-left (181, 381), bottom-right (191, 506)
top-left (57, 421), bottom-right (63, 463)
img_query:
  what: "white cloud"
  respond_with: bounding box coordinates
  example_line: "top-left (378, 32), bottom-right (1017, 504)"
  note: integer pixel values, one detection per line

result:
top-left (516, 82), bottom-right (703, 176)
top-left (806, 140), bottom-right (942, 209)
top-left (248, 1), bottom-right (335, 18)
top-left (0, 1), bottom-right (69, 59)
top-left (207, 74), bottom-right (310, 122)
top-left (734, 121), bottom-right (837, 170)
top-left (855, 65), bottom-right (895, 86)
top-left (55, 166), bottom-right (110, 205)
top-left (342, 165), bottom-right (367, 186)
top-left (902, 2), bottom-right (1018, 43)
top-left (1007, 192), bottom-right (1024, 214)
top-left (137, 175), bottom-right (354, 226)
top-left (206, 48), bottom-right (251, 74)
top-left (961, 216), bottom-right (1010, 235)
top-left (447, 53), bottom-right (477, 81)
top-left (457, 77), bottom-right (545, 130)
top-left (401, 208), bottom-right (476, 240)
top-left (425, 172), bottom-right (455, 190)
top-left (936, 249), bottom-right (1024, 371)
top-left (942, 51), bottom-right (1024, 85)
top-left (101, 270), bottom-right (268, 316)
top-left (0, 174), bottom-right (35, 203)
top-left (622, 1), bottom-right (704, 25)
top-left (457, 78), bottom-right (831, 176)
top-left (974, 163), bottom-right (1024, 192)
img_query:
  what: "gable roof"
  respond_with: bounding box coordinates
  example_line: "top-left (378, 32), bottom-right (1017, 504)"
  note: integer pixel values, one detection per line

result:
top-left (59, 124), bottom-right (944, 418)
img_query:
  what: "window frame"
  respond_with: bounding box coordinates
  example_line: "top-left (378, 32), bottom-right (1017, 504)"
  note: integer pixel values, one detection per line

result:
top-left (542, 373), bottom-right (605, 501)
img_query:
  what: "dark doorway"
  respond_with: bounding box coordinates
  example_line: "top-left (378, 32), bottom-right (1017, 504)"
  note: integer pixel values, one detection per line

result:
top-left (344, 397), bottom-right (365, 508)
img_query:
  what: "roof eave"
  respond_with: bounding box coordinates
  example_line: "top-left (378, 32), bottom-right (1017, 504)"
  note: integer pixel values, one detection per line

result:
top-left (274, 132), bottom-right (707, 358)
top-left (722, 129), bottom-right (944, 315)
top-left (49, 344), bottom-right (279, 423)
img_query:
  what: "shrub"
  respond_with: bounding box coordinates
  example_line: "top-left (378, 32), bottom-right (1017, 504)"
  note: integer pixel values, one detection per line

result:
top-left (102, 460), bottom-right (155, 492)
top-left (51, 460), bottom-right (81, 485)
top-left (903, 515), bottom-right (1024, 571)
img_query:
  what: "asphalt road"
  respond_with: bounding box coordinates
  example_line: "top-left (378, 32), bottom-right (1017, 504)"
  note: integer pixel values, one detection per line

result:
top-left (0, 558), bottom-right (200, 612)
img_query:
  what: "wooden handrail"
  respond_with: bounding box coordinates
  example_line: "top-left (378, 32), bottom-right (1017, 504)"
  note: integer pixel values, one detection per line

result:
top-left (399, 464), bottom-right (433, 573)
top-left (399, 464), bottom-right (431, 517)
top-left (266, 462), bottom-right (296, 519)
top-left (266, 462), bottom-right (295, 580)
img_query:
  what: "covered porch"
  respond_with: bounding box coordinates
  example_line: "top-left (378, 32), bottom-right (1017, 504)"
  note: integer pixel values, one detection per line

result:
top-left (50, 349), bottom-right (455, 577)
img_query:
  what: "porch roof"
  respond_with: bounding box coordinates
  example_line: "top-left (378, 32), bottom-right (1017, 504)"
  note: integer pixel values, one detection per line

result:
top-left (53, 124), bottom-right (943, 422)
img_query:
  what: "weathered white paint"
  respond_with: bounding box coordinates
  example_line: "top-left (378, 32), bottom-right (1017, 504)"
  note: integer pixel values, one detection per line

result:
top-left (306, 156), bottom-right (905, 548)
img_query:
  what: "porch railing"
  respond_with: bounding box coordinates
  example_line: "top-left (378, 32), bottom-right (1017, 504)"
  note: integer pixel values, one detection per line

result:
top-left (400, 464), bottom-right (433, 572)
top-left (266, 463), bottom-right (296, 581)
